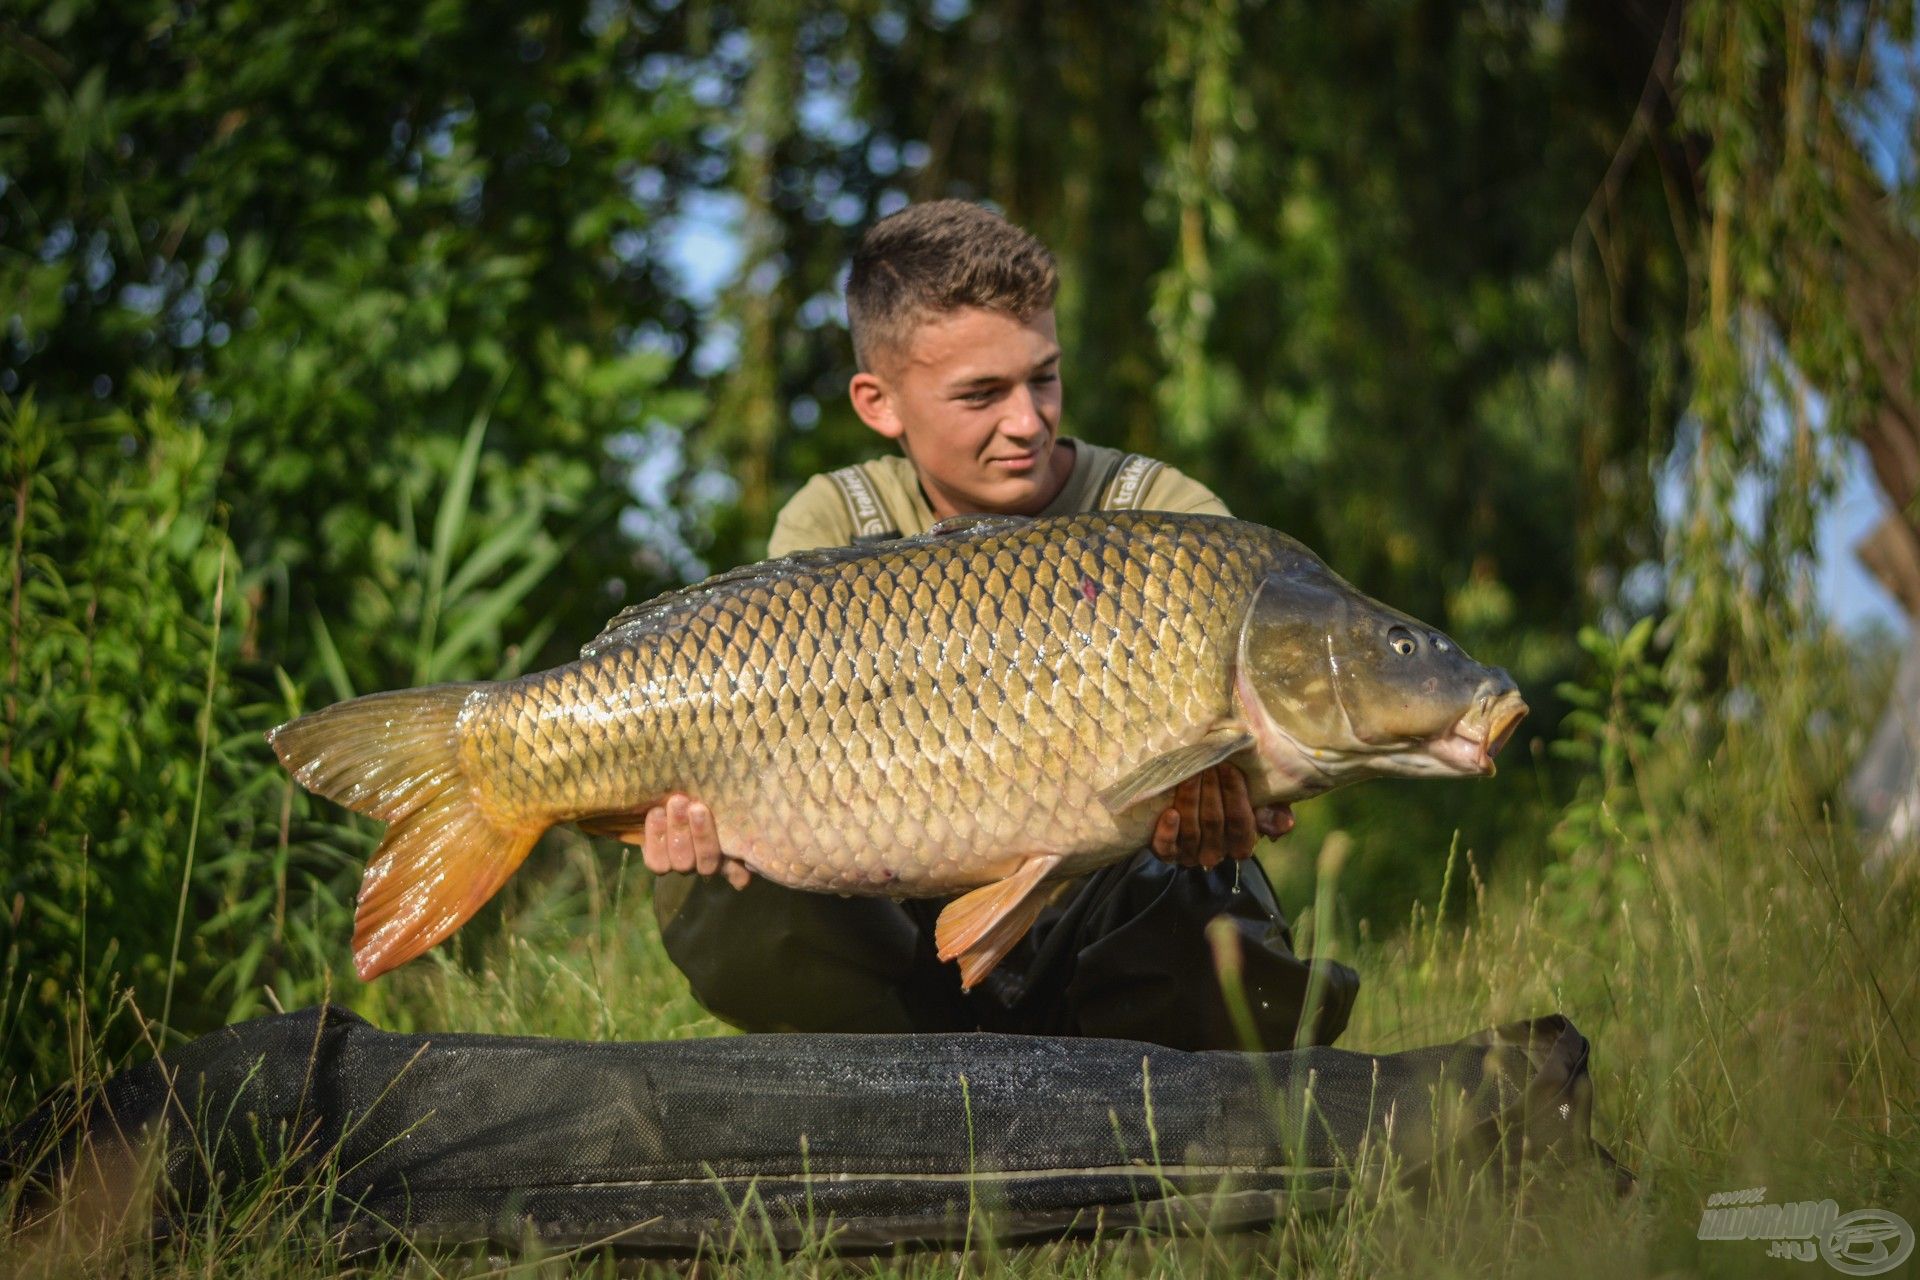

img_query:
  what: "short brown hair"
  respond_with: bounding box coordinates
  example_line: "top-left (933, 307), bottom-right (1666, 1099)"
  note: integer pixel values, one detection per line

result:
top-left (846, 200), bottom-right (1059, 372)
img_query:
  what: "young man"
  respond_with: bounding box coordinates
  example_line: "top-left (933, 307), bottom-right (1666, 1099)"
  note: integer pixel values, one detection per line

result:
top-left (639, 201), bottom-right (1357, 1049)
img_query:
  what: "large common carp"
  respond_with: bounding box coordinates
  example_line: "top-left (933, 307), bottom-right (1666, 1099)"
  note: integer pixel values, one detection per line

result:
top-left (271, 512), bottom-right (1526, 987)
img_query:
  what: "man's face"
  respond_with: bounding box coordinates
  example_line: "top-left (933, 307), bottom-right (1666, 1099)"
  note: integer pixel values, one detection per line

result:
top-left (850, 306), bottom-right (1067, 518)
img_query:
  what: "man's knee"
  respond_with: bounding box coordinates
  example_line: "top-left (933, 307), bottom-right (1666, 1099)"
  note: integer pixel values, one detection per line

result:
top-left (1058, 853), bottom-right (1360, 1050)
top-left (653, 873), bottom-right (929, 1033)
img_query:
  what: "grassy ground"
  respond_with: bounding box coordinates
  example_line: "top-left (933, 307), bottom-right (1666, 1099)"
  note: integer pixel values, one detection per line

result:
top-left (5, 659), bottom-right (1917, 1277)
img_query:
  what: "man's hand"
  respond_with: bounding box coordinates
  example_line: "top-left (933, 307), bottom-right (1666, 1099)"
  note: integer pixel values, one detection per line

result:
top-left (623, 794), bottom-right (752, 889)
top-left (1149, 763), bottom-right (1295, 869)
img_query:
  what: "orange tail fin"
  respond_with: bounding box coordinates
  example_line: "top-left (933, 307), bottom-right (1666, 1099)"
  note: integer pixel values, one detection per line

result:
top-left (268, 685), bottom-right (542, 979)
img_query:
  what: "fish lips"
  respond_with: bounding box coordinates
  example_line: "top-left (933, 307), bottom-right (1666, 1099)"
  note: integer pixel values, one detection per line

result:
top-left (1425, 694), bottom-right (1528, 776)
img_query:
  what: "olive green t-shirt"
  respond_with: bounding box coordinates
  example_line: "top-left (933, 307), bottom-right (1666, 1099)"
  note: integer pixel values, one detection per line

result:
top-left (767, 439), bottom-right (1229, 557)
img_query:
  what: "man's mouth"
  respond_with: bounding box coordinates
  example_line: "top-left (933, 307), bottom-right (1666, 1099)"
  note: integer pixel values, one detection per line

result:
top-left (988, 450), bottom-right (1040, 472)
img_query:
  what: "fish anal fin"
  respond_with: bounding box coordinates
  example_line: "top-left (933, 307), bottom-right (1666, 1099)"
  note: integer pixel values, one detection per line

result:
top-left (1097, 727), bottom-right (1255, 812)
top-left (935, 854), bottom-right (1063, 990)
top-left (576, 809), bottom-right (654, 840)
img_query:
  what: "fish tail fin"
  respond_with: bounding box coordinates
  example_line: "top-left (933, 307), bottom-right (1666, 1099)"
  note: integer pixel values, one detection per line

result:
top-left (268, 685), bottom-right (543, 979)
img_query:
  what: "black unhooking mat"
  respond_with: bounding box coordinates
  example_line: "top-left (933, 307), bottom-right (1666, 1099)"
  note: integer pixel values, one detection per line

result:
top-left (5, 1006), bottom-right (1625, 1255)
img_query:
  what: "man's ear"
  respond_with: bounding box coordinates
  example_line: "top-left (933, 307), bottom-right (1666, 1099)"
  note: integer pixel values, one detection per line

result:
top-left (849, 370), bottom-right (905, 441)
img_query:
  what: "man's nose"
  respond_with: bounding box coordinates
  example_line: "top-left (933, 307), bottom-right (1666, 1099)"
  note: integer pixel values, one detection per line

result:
top-left (1001, 383), bottom-right (1047, 440)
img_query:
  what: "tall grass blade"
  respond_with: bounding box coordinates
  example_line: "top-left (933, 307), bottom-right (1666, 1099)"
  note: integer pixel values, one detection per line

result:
top-left (414, 393), bottom-right (496, 685)
top-left (427, 534), bottom-right (564, 683)
top-left (307, 611), bottom-right (356, 703)
top-left (159, 541), bottom-right (226, 1043)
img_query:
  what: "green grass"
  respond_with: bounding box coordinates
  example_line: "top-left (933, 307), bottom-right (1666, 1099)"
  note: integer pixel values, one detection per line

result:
top-left (5, 657), bottom-right (1917, 1278)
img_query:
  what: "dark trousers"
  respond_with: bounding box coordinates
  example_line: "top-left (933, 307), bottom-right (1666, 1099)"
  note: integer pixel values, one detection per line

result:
top-left (653, 852), bottom-right (1358, 1051)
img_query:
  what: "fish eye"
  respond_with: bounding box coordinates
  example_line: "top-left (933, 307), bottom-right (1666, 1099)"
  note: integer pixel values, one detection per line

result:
top-left (1388, 625), bottom-right (1417, 657)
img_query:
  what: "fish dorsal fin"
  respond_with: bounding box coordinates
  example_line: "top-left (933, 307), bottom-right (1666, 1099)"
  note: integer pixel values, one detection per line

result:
top-left (580, 544), bottom-right (881, 658)
top-left (1097, 727), bottom-right (1255, 812)
top-left (581, 517), bottom-right (1037, 658)
top-left (927, 513), bottom-right (1031, 538)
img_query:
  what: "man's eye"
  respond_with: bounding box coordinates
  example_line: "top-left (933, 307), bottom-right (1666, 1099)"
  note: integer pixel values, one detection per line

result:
top-left (961, 389), bottom-right (998, 405)
top-left (1031, 372), bottom-right (1058, 386)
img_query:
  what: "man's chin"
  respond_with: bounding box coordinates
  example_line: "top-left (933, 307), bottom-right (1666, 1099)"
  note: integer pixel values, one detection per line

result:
top-left (968, 475), bottom-right (1052, 515)
top-left (974, 447), bottom-right (1068, 512)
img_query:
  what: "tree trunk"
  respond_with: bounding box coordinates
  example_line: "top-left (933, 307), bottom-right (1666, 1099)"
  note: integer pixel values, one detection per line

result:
top-left (1832, 125), bottom-right (1920, 616)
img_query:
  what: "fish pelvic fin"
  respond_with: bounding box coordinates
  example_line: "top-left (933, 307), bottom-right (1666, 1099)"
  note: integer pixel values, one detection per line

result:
top-left (935, 854), bottom-right (1063, 990)
top-left (268, 684), bottom-right (543, 980)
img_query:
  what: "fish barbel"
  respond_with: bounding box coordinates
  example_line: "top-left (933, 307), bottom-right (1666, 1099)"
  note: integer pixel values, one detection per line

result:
top-left (270, 512), bottom-right (1526, 986)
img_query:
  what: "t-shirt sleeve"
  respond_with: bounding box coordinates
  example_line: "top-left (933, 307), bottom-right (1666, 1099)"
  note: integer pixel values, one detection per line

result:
top-left (767, 473), bottom-right (857, 556)
top-left (1141, 464), bottom-right (1231, 518)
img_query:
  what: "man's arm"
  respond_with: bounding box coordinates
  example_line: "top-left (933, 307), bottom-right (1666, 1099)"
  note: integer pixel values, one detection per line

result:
top-left (1139, 461), bottom-right (1231, 517)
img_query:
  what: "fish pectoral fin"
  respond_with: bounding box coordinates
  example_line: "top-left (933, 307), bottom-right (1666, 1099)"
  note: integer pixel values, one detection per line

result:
top-left (1097, 728), bottom-right (1256, 812)
top-left (935, 854), bottom-right (1064, 990)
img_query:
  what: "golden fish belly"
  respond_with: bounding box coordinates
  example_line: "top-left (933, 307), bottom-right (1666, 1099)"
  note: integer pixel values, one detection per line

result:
top-left (464, 513), bottom-right (1277, 895)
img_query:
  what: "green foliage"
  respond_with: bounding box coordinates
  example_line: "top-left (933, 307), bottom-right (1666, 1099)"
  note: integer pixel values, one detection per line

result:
top-left (1, 2), bottom-right (715, 689)
top-left (1544, 618), bottom-right (1669, 910)
top-left (0, 386), bottom-right (334, 1093)
top-left (1, 0), bottom-right (1914, 1127)
top-left (663, 1), bottom-right (1685, 920)
top-left (0, 10), bottom-right (1916, 1275)
top-left (0, 2), bottom-right (712, 1087)
top-left (1662, 0), bottom-right (1911, 695)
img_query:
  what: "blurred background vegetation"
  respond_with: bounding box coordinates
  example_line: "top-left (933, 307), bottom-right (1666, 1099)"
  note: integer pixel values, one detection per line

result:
top-left (2, 0), bottom-right (1917, 1101)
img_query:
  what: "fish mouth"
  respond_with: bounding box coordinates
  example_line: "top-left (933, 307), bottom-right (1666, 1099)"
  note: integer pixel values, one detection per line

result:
top-left (1426, 693), bottom-right (1529, 776)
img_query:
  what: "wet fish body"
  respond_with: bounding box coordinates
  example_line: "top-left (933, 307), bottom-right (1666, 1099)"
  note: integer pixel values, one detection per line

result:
top-left (271, 512), bottom-right (1525, 985)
